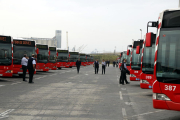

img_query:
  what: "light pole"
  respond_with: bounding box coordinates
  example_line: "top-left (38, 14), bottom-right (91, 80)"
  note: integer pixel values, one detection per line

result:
top-left (140, 29), bottom-right (142, 39)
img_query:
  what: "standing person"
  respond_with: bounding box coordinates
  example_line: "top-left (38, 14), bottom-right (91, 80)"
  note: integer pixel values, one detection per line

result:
top-left (102, 59), bottom-right (106, 74)
top-left (121, 59), bottom-right (130, 85)
top-left (113, 61), bottom-right (115, 67)
top-left (108, 60), bottom-right (110, 67)
top-left (21, 54), bottom-right (28, 81)
top-left (27, 54), bottom-right (36, 84)
top-left (94, 59), bottom-right (99, 74)
top-left (76, 58), bottom-right (81, 73)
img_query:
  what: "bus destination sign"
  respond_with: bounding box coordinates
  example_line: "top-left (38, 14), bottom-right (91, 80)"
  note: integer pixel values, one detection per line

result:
top-left (70, 52), bottom-right (79, 55)
top-left (36, 44), bottom-right (48, 49)
top-left (0, 36), bottom-right (11, 43)
top-left (57, 50), bottom-right (68, 53)
top-left (13, 40), bottom-right (35, 46)
top-left (49, 47), bottom-right (56, 51)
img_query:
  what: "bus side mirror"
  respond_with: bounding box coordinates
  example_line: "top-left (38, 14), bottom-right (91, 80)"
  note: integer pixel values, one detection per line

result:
top-left (146, 33), bottom-right (152, 47)
top-left (36, 48), bottom-right (39, 54)
top-left (136, 46), bottom-right (140, 54)
top-left (127, 50), bottom-right (130, 55)
top-left (49, 51), bottom-right (50, 55)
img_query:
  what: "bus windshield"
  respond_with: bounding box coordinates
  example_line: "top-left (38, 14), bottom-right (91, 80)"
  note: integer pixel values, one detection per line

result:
top-left (57, 53), bottom-right (68, 62)
top-left (142, 44), bottom-right (155, 74)
top-left (127, 54), bottom-right (131, 66)
top-left (13, 45), bottom-right (35, 65)
top-left (0, 43), bottom-right (12, 65)
top-left (70, 55), bottom-right (78, 62)
top-left (80, 56), bottom-right (86, 62)
top-left (131, 48), bottom-right (142, 70)
top-left (49, 51), bottom-right (56, 63)
top-left (37, 49), bottom-right (48, 63)
top-left (156, 28), bottom-right (180, 81)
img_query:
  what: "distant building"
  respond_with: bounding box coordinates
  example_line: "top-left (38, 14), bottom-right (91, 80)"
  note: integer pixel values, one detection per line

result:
top-left (21, 30), bottom-right (61, 48)
top-left (55, 30), bottom-right (61, 48)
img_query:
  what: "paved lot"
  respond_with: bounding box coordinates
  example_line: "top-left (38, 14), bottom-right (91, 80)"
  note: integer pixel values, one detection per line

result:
top-left (0, 65), bottom-right (180, 120)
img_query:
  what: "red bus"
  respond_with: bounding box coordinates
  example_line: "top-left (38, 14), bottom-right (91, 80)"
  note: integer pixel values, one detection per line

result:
top-left (152, 9), bottom-right (180, 111)
top-left (86, 55), bottom-right (91, 65)
top-left (140, 33), bottom-right (156, 89)
top-left (90, 56), bottom-right (94, 64)
top-left (130, 40), bottom-right (144, 81)
top-left (36, 44), bottom-right (49, 72)
top-left (69, 52), bottom-right (79, 67)
top-left (13, 39), bottom-right (35, 76)
top-left (57, 49), bottom-right (70, 69)
top-left (47, 47), bottom-right (57, 70)
top-left (80, 53), bottom-right (86, 66)
top-left (0, 35), bottom-right (13, 77)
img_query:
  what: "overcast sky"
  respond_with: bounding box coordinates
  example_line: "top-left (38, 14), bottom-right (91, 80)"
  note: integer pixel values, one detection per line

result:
top-left (0, 0), bottom-right (179, 53)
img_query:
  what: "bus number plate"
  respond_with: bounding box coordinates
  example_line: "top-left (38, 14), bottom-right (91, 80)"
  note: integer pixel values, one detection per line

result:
top-left (165, 85), bottom-right (176, 91)
top-left (134, 71), bottom-right (138, 73)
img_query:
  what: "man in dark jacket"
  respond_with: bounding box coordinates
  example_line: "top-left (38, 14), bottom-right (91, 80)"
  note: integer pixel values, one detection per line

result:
top-left (27, 54), bottom-right (36, 83)
top-left (94, 59), bottom-right (99, 74)
top-left (120, 59), bottom-right (130, 85)
top-left (76, 58), bottom-right (81, 73)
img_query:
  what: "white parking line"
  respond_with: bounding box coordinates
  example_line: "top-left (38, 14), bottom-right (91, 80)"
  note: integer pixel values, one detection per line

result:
top-left (122, 108), bottom-right (127, 120)
top-left (127, 110), bottom-right (164, 118)
top-left (0, 85), bottom-right (5, 87)
top-left (0, 109), bottom-right (14, 119)
top-left (119, 91), bottom-right (123, 100)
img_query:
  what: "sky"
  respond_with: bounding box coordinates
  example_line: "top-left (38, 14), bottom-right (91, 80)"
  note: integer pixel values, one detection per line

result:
top-left (0, 0), bottom-right (179, 53)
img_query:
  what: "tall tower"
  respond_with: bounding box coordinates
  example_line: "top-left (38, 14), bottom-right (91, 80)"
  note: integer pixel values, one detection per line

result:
top-left (55, 30), bottom-right (61, 48)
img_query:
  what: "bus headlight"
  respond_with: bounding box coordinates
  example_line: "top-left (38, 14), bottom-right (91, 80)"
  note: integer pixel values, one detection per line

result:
top-left (153, 93), bottom-right (171, 101)
top-left (5, 70), bottom-right (12, 73)
top-left (140, 80), bottom-right (149, 84)
top-left (130, 74), bottom-right (136, 77)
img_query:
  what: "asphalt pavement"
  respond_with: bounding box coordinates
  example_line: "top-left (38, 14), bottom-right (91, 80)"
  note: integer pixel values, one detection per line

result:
top-left (0, 65), bottom-right (180, 120)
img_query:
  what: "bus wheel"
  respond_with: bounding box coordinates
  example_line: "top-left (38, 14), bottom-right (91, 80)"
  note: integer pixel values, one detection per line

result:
top-left (58, 67), bottom-right (61, 69)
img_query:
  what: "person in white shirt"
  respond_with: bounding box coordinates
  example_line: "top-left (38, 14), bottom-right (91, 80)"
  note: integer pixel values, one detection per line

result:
top-left (102, 59), bottom-right (106, 74)
top-left (21, 54), bottom-right (28, 81)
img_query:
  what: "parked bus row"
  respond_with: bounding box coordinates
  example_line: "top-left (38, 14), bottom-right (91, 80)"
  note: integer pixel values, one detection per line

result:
top-left (0, 38), bottom-right (94, 77)
top-left (119, 8), bottom-right (180, 111)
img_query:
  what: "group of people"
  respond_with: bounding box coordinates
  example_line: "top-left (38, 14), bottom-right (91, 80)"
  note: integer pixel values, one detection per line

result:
top-left (76, 59), bottom-right (109, 75)
top-left (21, 56), bottom-right (130, 85)
top-left (21, 54), bottom-right (36, 83)
top-left (93, 59), bottom-right (107, 75)
top-left (113, 61), bottom-right (118, 67)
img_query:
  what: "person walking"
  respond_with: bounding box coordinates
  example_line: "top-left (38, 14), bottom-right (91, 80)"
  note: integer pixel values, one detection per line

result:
top-left (102, 59), bottom-right (106, 74)
top-left (120, 59), bottom-right (130, 85)
top-left (27, 54), bottom-right (36, 84)
top-left (21, 54), bottom-right (28, 81)
top-left (108, 60), bottom-right (110, 67)
top-left (76, 58), bottom-right (81, 73)
top-left (94, 59), bottom-right (99, 74)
